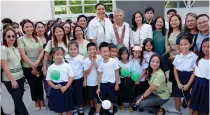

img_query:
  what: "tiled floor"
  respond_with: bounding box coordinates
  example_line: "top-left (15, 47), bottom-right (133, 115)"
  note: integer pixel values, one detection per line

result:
top-left (1, 81), bottom-right (189, 115)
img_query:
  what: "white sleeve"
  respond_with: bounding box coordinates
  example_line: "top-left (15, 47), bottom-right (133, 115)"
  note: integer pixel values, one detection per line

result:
top-left (98, 62), bottom-right (103, 72)
top-left (148, 25), bottom-right (153, 39)
top-left (193, 54), bottom-right (198, 68)
top-left (111, 28), bottom-right (117, 45)
top-left (83, 60), bottom-right (89, 71)
top-left (87, 22), bottom-right (97, 40)
top-left (67, 64), bottom-right (74, 78)
top-left (114, 59), bottom-right (120, 70)
top-left (143, 59), bottom-right (148, 69)
top-left (46, 67), bottom-right (51, 80)
top-left (130, 29), bottom-right (134, 47)
top-left (172, 55), bottom-right (178, 67)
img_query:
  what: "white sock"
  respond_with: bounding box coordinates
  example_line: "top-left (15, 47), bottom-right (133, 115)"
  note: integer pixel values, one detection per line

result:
top-left (109, 110), bottom-right (113, 113)
top-left (95, 113), bottom-right (100, 115)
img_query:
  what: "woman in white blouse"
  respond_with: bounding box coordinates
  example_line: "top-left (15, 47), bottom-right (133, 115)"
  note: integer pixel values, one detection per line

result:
top-left (113, 8), bottom-right (130, 50)
top-left (130, 11), bottom-right (153, 47)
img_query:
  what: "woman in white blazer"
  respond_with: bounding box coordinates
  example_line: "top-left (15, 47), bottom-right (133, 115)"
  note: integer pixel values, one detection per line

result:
top-left (130, 11), bottom-right (153, 47)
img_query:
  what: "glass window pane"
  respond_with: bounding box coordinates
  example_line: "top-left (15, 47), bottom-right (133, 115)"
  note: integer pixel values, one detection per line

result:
top-left (84, 5), bottom-right (95, 13)
top-left (166, 1), bottom-right (177, 8)
top-left (69, 6), bottom-right (82, 14)
top-left (104, 4), bottom-right (112, 12)
top-left (179, 1), bottom-right (187, 8)
top-left (69, 0), bottom-right (82, 5)
top-left (55, 7), bottom-right (67, 14)
top-left (99, 0), bottom-right (112, 4)
top-left (54, 0), bottom-right (66, 6)
top-left (85, 0), bottom-right (97, 4)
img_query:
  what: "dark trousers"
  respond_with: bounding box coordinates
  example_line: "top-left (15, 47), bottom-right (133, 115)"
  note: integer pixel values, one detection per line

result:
top-left (23, 66), bottom-right (44, 102)
top-left (4, 77), bottom-right (29, 115)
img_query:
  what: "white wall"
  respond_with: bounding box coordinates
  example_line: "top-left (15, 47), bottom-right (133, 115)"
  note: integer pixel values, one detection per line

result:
top-left (1, 1), bottom-right (53, 23)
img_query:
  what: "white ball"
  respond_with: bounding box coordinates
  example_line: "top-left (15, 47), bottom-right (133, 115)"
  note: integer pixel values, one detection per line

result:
top-left (102, 100), bottom-right (111, 109)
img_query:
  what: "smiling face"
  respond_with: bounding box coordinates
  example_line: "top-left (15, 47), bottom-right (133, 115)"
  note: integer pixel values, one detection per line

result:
top-left (135, 13), bottom-right (143, 25)
top-left (114, 12), bottom-right (124, 24)
top-left (155, 18), bottom-right (164, 29)
top-left (75, 26), bottom-right (83, 39)
top-left (197, 16), bottom-right (209, 32)
top-left (202, 41), bottom-right (209, 57)
top-left (100, 47), bottom-right (110, 59)
top-left (121, 51), bottom-right (128, 61)
top-left (35, 23), bottom-right (45, 35)
top-left (63, 23), bottom-right (71, 35)
top-left (110, 48), bottom-right (118, 58)
top-left (88, 46), bottom-right (97, 57)
top-left (96, 5), bottom-right (105, 19)
top-left (150, 56), bottom-right (160, 71)
top-left (53, 49), bottom-right (64, 64)
top-left (133, 50), bottom-right (141, 59)
top-left (186, 15), bottom-right (197, 30)
top-left (170, 16), bottom-right (181, 29)
top-left (145, 42), bottom-right (153, 52)
top-left (23, 22), bottom-right (34, 35)
top-left (4, 30), bottom-right (16, 46)
top-left (68, 44), bottom-right (78, 57)
top-left (179, 39), bottom-right (190, 54)
top-left (78, 17), bottom-right (87, 29)
top-left (54, 27), bottom-right (64, 41)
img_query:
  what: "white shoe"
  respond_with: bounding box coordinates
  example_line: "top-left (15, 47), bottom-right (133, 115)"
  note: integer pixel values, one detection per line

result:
top-left (167, 108), bottom-right (182, 114)
top-left (41, 106), bottom-right (47, 110)
top-left (36, 107), bottom-right (41, 111)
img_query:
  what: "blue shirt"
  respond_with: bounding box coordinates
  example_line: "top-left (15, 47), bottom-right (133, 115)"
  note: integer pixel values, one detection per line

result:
top-left (195, 32), bottom-right (209, 51)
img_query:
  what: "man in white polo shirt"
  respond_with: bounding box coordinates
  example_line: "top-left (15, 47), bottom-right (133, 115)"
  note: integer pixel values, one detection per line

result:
top-left (87, 2), bottom-right (117, 47)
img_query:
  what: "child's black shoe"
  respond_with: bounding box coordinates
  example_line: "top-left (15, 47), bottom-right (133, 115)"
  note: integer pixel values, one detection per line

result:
top-left (113, 105), bottom-right (117, 113)
top-left (88, 107), bottom-right (96, 115)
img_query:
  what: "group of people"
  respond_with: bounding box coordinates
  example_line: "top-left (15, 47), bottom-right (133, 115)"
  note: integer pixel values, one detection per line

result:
top-left (1, 2), bottom-right (209, 115)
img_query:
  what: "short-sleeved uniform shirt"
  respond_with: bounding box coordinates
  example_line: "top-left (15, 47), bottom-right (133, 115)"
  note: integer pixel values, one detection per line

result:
top-left (98, 58), bottom-right (119, 83)
top-left (44, 40), bottom-right (68, 55)
top-left (148, 69), bottom-right (170, 100)
top-left (17, 36), bottom-right (43, 68)
top-left (78, 40), bottom-right (90, 58)
top-left (1, 46), bottom-right (24, 81)
top-left (46, 62), bottom-right (74, 83)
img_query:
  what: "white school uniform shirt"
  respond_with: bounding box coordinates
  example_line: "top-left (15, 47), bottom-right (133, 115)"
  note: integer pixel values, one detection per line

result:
top-left (119, 60), bottom-right (133, 78)
top-left (114, 22), bottom-right (130, 50)
top-left (98, 58), bottom-right (119, 84)
top-left (130, 58), bottom-right (147, 81)
top-left (87, 17), bottom-right (117, 47)
top-left (65, 54), bottom-right (84, 80)
top-left (83, 55), bottom-right (101, 86)
top-left (173, 52), bottom-right (198, 72)
top-left (143, 51), bottom-right (154, 67)
top-left (195, 58), bottom-right (209, 80)
top-left (130, 24), bottom-right (153, 47)
top-left (46, 62), bottom-right (74, 83)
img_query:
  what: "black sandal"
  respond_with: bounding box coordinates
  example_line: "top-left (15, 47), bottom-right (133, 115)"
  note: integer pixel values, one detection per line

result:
top-left (156, 108), bottom-right (165, 115)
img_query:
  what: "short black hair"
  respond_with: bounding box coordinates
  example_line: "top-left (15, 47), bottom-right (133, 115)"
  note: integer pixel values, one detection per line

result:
top-left (77, 15), bottom-right (88, 22)
top-left (87, 42), bottom-right (97, 51)
top-left (66, 19), bottom-right (72, 23)
top-left (167, 9), bottom-right (177, 15)
top-left (109, 14), bottom-right (113, 18)
top-left (196, 14), bottom-right (209, 20)
top-left (95, 2), bottom-right (105, 9)
top-left (144, 7), bottom-right (154, 14)
top-left (108, 43), bottom-right (117, 50)
top-left (1, 18), bottom-right (13, 24)
top-left (99, 42), bottom-right (109, 51)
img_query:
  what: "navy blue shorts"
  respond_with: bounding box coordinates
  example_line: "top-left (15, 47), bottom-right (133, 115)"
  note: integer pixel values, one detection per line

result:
top-left (72, 77), bottom-right (84, 106)
top-left (97, 82), bottom-right (116, 104)
top-left (87, 85), bottom-right (98, 101)
top-left (172, 71), bottom-right (192, 100)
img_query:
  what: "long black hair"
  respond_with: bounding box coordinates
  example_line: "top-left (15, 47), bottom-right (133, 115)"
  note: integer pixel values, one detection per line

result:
top-left (147, 54), bottom-right (167, 83)
top-left (131, 11), bottom-right (144, 31)
top-left (118, 47), bottom-right (130, 61)
top-left (142, 38), bottom-right (154, 51)
top-left (152, 16), bottom-right (166, 36)
top-left (131, 44), bottom-right (144, 66)
top-left (34, 21), bottom-right (48, 41)
top-left (72, 25), bottom-right (85, 40)
top-left (196, 38), bottom-right (209, 66)
top-left (167, 14), bottom-right (182, 39)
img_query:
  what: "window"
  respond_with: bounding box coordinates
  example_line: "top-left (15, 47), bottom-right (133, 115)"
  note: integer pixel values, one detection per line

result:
top-left (165, 0), bottom-right (195, 8)
top-left (54, 0), bottom-right (113, 16)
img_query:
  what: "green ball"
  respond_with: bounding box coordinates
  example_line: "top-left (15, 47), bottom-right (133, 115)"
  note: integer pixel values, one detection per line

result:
top-left (50, 70), bottom-right (60, 81)
top-left (120, 68), bottom-right (129, 77)
top-left (131, 72), bottom-right (140, 82)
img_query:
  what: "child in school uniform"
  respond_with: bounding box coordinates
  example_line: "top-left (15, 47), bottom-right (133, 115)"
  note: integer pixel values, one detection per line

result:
top-left (130, 45), bottom-right (148, 112)
top-left (83, 42), bottom-right (100, 115)
top-left (46, 47), bottom-right (75, 115)
top-left (168, 35), bottom-right (198, 114)
top-left (142, 38), bottom-right (155, 66)
top-left (65, 41), bottom-right (85, 115)
top-left (96, 42), bottom-right (119, 115)
top-left (190, 38), bottom-right (209, 115)
top-left (118, 47), bottom-right (134, 112)
top-left (108, 43), bottom-right (120, 113)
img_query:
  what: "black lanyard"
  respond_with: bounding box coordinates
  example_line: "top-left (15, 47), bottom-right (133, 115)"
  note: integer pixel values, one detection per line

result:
top-left (99, 20), bottom-right (106, 35)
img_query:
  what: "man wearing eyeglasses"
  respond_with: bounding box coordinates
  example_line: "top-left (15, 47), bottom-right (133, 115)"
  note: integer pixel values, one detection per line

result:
top-left (194, 14), bottom-right (209, 53)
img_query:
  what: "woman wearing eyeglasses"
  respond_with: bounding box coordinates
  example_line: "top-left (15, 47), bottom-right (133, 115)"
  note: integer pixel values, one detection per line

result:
top-left (1, 28), bottom-right (29, 115)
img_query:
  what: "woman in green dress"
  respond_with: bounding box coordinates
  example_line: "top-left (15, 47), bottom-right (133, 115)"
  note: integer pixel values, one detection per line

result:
top-left (152, 16), bottom-right (169, 72)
